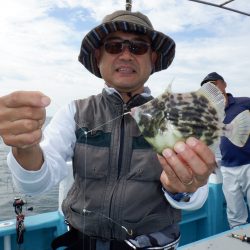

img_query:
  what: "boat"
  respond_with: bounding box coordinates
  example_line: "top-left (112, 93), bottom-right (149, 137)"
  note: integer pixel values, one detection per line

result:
top-left (0, 167), bottom-right (249, 250)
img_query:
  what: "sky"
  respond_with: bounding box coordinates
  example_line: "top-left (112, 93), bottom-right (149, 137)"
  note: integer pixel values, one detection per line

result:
top-left (1, 0), bottom-right (250, 116)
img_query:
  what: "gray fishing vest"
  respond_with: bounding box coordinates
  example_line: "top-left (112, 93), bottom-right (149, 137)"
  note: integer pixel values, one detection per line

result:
top-left (62, 89), bottom-right (181, 241)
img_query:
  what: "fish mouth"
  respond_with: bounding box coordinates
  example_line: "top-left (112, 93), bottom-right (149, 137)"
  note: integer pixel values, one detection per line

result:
top-left (130, 107), bottom-right (136, 116)
top-left (130, 107), bottom-right (140, 122)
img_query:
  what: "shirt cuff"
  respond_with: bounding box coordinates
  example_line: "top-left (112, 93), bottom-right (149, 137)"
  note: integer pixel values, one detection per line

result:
top-left (7, 150), bottom-right (50, 195)
top-left (163, 184), bottom-right (209, 210)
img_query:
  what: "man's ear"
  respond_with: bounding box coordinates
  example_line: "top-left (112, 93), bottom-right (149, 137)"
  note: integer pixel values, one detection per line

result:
top-left (95, 49), bottom-right (101, 67)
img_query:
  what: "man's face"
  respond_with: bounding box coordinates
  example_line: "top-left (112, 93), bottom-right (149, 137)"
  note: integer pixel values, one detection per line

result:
top-left (213, 79), bottom-right (227, 94)
top-left (95, 31), bottom-right (157, 94)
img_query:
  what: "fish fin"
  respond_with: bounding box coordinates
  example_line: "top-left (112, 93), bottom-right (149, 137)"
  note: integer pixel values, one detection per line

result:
top-left (225, 110), bottom-right (250, 147)
top-left (166, 77), bottom-right (175, 92)
top-left (197, 82), bottom-right (226, 122)
top-left (165, 83), bottom-right (172, 93)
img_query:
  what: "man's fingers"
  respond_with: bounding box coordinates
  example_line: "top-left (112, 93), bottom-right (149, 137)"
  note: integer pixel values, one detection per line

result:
top-left (0, 91), bottom-right (49, 149)
top-left (0, 119), bottom-right (43, 135)
top-left (158, 154), bottom-right (181, 193)
top-left (159, 157), bottom-right (197, 193)
top-left (3, 91), bottom-right (51, 108)
top-left (158, 154), bottom-right (183, 181)
top-left (176, 137), bottom-right (215, 183)
top-left (170, 137), bottom-right (216, 186)
top-left (0, 106), bottom-right (46, 122)
top-left (3, 129), bottom-right (43, 148)
top-left (158, 137), bottom-right (217, 193)
top-left (161, 148), bottom-right (194, 184)
top-left (186, 137), bottom-right (216, 173)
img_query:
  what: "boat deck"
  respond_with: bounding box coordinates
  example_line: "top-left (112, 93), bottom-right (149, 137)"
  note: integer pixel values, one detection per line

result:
top-left (179, 223), bottom-right (250, 250)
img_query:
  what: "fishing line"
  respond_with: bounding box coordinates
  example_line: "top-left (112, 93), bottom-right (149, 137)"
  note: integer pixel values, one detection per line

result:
top-left (51, 101), bottom-right (134, 243)
top-left (79, 110), bottom-right (133, 243)
top-left (84, 111), bottom-right (131, 135)
top-left (82, 209), bottom-right (133, 236)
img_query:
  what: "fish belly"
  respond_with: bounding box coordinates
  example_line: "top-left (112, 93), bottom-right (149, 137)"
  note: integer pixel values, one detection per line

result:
top-left (145, 129), bottom-right (183, 154)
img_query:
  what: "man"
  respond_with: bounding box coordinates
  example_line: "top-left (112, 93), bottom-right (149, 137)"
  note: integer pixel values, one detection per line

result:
top-left (0, 10), bottom-right (215, 250)
top-left (201, 72), bottom-right (250, 229)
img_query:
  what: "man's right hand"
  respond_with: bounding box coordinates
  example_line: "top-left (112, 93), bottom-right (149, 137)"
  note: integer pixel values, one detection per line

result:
top-left (0, 91), bottom-right (51, 148)
top-left (0, 91), bottom-right (51, 170)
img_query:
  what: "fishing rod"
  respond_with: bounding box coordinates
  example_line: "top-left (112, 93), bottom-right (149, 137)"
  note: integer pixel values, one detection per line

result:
top-left (13, 197), bottom-right (34, 247)
top-left (13, 198), bottom-right (26, 246)
top-left (187, 0), bottom-right (250, 16)
top-left (229, 233), bottom-right (250, 243)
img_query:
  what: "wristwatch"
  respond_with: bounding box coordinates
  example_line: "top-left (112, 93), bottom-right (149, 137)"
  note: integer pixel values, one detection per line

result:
top-left (168, 192), bottom-right (192, 202)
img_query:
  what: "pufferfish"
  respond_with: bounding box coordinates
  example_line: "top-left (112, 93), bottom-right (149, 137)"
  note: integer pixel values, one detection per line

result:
top-left (130, 82), bottom-right (250, 154)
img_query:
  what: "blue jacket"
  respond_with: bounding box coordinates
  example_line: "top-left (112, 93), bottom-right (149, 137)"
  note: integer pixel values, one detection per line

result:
top-left (220, 94), bottom-right (250, 167)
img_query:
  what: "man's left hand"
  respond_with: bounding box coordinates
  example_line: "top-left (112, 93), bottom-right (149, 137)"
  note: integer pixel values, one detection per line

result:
top-left (158, 137), bottom-right (216, 194)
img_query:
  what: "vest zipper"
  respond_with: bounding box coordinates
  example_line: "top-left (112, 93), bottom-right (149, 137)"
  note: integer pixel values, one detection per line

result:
top-left (117, 103), bottom-right (129, 177)
top-left (109, 103), bottom-right (128, 238)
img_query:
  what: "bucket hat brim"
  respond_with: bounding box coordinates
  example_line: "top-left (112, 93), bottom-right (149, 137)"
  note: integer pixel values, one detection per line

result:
top-left (78, 11), bottom-right (176, 78)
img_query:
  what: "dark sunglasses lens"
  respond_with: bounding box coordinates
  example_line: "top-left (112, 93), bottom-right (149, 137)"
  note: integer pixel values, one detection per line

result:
top-left (104, 42), bottom-right (123, 54)
top-left (104, 41), bottom-right (150, 55)
top-left (130, 42), bottom-right (149, 55)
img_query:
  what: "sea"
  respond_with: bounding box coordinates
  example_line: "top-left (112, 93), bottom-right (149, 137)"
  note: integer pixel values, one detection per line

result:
top-left (0, 118), bottom-right (59, 222)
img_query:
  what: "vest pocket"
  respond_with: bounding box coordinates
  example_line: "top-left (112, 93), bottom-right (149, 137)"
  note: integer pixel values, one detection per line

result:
top-left (74, 143), bottom-right (110, 179)
top-left (69, 205), bottom-right (104, 238)
top-left (127, 149), bottom-right (162, 181)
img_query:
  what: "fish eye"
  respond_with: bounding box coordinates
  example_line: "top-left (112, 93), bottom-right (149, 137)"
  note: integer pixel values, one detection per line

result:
top-left (158, 102), bottom-right (165, 110)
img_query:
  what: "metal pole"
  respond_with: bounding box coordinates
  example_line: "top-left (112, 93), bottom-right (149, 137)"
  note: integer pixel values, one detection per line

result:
top-left (126, 0), bottom-right (132, 11)
top-left (220, 0), bottom-right (235, 7)
top-left (187, 0), bottom-right (250, 16)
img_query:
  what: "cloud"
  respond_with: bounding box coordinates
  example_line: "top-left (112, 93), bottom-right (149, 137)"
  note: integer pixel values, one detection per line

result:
top-left (1, 0), bottom-right (250, 116)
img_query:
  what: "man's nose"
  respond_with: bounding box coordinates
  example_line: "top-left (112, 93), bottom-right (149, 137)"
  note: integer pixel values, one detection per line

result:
top-left (119, 45), bottom-right (133, 58)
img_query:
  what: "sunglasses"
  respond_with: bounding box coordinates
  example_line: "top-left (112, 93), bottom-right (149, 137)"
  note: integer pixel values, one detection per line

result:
top-left (103, 39), bottom-right (151, 55)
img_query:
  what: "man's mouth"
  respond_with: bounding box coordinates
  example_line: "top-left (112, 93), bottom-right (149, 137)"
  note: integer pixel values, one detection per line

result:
top-left (116, 66), bottom-right (136, 74)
